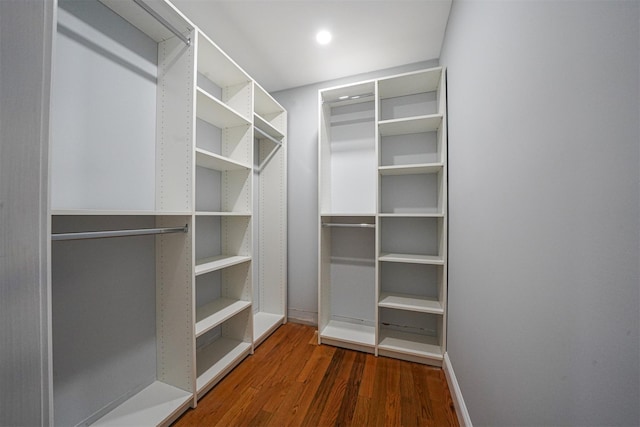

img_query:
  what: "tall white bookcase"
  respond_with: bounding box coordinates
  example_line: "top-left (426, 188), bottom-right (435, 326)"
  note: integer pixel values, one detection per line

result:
top-left (318, 67), bottom-right (447, 366)
top-left (48, 1), bottom-right (286, 425)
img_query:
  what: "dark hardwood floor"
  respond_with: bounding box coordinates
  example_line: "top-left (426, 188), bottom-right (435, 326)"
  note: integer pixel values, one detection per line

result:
top-left (173, 322), bottom-right (459, 427)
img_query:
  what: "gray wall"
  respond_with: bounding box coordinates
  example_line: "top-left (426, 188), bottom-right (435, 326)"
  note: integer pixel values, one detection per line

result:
top-left (440, 1), bottom-right (640, 426)
top-left (0, 0), bottom-right (54, 425)
top-left (273, 60), bottom-right (438, 324)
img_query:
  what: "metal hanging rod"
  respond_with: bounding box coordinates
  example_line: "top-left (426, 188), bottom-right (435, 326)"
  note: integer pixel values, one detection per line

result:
top-left (254, 126), bottom-right (283, 146)
top-left (133, 0), bottom-right (191, 46)
top-left (322, 223), bottom-right (375, 229)
top-left (52, 224), bottom-right (188, 241)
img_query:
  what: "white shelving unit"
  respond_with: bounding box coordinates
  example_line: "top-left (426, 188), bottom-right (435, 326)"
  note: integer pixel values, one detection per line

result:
top-left (193, 27), bottom-right (254, 397)
top-left (47, 1), bottom-right (287, 425)
top-left (318, 67), bottom-right (447, 366)
top-left (49, 0), bottom-right (196, 425)
top-left (252, 82), bottom-right (288, 346)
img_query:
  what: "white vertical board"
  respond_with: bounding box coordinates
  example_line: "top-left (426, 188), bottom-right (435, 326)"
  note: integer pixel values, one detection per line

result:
top-left (0, 0), bottom-right (54, 424)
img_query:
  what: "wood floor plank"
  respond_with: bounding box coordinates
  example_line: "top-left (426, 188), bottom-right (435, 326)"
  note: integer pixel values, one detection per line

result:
top-left (359, 353), bottom-right (377, 398)
top-left (335, 351), bottom-right (366, 426)
top-left (384, 357), bottom-right (402, 427)
top-left (172, 323), bottom-right (459, 427)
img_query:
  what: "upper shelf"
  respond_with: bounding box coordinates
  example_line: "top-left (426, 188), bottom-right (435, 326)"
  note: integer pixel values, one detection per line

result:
top-left (378, 67), bottom-right (443, 100)
top-left (195, 148), bottom-right (251, 171)
top-left (254, 83), bottom-right (284, 117)
top-left (196, 88), bottom-right (251, 129)
top-left (378, 163), bottom-right (443, 176)
top-left (197, 31), bottom-right (251, 89)
top-left (254, 114), bottom-right (284, 141)
top-left (379, 114), bottom-right (443, 136)
top-left (320, 80), bottom-right (376, 106)
top-left (99, 0), bottom-right (194, 43)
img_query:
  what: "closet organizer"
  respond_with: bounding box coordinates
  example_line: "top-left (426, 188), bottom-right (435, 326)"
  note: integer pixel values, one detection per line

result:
top-left (49, 0), bottom-right (287, 425)
top-left (318, 67), bottom-right (447, 366)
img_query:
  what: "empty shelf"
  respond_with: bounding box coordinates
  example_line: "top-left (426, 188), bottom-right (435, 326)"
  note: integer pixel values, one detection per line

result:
top-left (196, 337), bottom-right (252, 396)
top-left (378, 163), bottom-right (443, 176)
top-left (378, 292), bottom-right (444, 315)
top-left (196, 88), bottom-right (251, 129)
top-left (378, 68), bottom-right (443, 99)
top-left (195, 211), bottom-right (252, 217)
top-left (195, 298), bottom-right (251, 337)
top-left (253, 312), bottom-right (285, 344)
top-left (379, 253), bottom-right (444, 265)
top-left (195, 255), bottom-right (251, 276)
top-left (378, 329), bottom-right (443, 360)
top-left (91, 381), bottom-right (192, 427)
top-left (195, 148), bottom-right (251, 171)
top-left (320, 320), bottom-right (375, 347)
top-left (378, 114), bottom-right (442, 136)
top-left (254, 113), bottom-right (284, 140)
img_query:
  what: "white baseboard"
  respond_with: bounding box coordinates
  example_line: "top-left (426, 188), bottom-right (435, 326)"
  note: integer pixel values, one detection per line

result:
top-left (287, 308), bottom-right (317, 326)
top-left (443, 352), bottom-right (473, 427)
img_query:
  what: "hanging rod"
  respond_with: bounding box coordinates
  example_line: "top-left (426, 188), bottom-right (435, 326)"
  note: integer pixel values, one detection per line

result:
top-left (133, 0), bottom-right (191, 46)
top-left (254, 126), bottom-right (283, 146)
top-left (322, 223), bottom-right (375, 229)
top-left (52, 224), bottom-right (188, 241)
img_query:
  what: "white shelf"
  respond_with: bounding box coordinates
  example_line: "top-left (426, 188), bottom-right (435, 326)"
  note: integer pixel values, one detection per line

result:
top-left (195, 147), bottom-right (251, 171)
top-left (196, 337), bottom-right (252, 394)
top-left (254, 83), bottom-right (285, 118)
top-left (320, 213), bottom-right (376, 217)
top-left (378, 68), bottom-right (443, 99)
top-left (378, 212), bottom-right (444, 218)
top-left (51, 210), bottom-right (190, 216)
top-left (379, 253), bottom-right (445, 265)
top-left (254, 113), bottom-right (284, 140)
top-left (320, 320), bottom-right (375, 347)
top-left (253, 312), bottom-right (285, 343)
top-left (378, 292), bottom-right (444, 315)
top-left (91, 381), bottom-right (192, 427)
top-left (196, 88), bottom-right (251, 129)
top-left (379, 163), bottom-right (443, 176)
top-left (195, 299), bottom-right (251, 337)
top-left (379, 114), bottom-right (443, 136)
top-left (195, 211), bottom-right (251, 217)
top-left (195, 255), bottom-right (251, 276)
top-left (99, 0), bottom-right (193, 44)
top-left (378, 328), bottom-right (443, 360)
top-left (197, 32), bottom-right (250, 88)
top-left (320, 80), bottom-right (376, 104)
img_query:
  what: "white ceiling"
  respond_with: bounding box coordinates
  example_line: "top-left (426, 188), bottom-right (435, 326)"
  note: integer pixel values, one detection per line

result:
top-left (170, 0), bottom-right (452, 92)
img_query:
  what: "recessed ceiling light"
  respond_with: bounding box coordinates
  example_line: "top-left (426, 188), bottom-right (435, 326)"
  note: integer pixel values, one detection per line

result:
top-left (316, 30), bottom-right (332, 45)
top-left (338, 95), bottom-right (349, 100)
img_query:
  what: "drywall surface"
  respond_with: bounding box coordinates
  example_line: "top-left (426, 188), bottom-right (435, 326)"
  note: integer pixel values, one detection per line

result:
top-left (273, 60), bottom-right (438, 324)
top-left (440, 1), bottom-right (640, 425)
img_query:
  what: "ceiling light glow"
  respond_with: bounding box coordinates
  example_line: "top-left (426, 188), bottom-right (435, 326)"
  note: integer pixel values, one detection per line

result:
top-left (316, 30), bottom-right (332, 45)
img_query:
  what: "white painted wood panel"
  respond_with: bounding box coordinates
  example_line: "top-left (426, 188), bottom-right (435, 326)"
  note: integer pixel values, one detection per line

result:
top-left (91, 381), bottom-right (192, 427)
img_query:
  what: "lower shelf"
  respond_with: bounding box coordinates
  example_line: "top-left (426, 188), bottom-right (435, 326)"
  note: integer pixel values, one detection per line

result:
top-left (378, 328), bottom-right (443, 361)
top-left (320, 320), bottom-right (375, 348)
top-left (254, 312), bottom-right (285, 345)
top-left (195, 299), bottom-right (252, 337)
top-left (196, 337), bottom-right (252, 397)
top-left (91, 381), bottom-right (192, 427)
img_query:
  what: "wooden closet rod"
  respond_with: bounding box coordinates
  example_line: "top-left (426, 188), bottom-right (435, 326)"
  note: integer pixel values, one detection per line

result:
top-left (133, 0), bottom-right (191, 46)
top-left (52, 224), bottom-right (188, 241)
